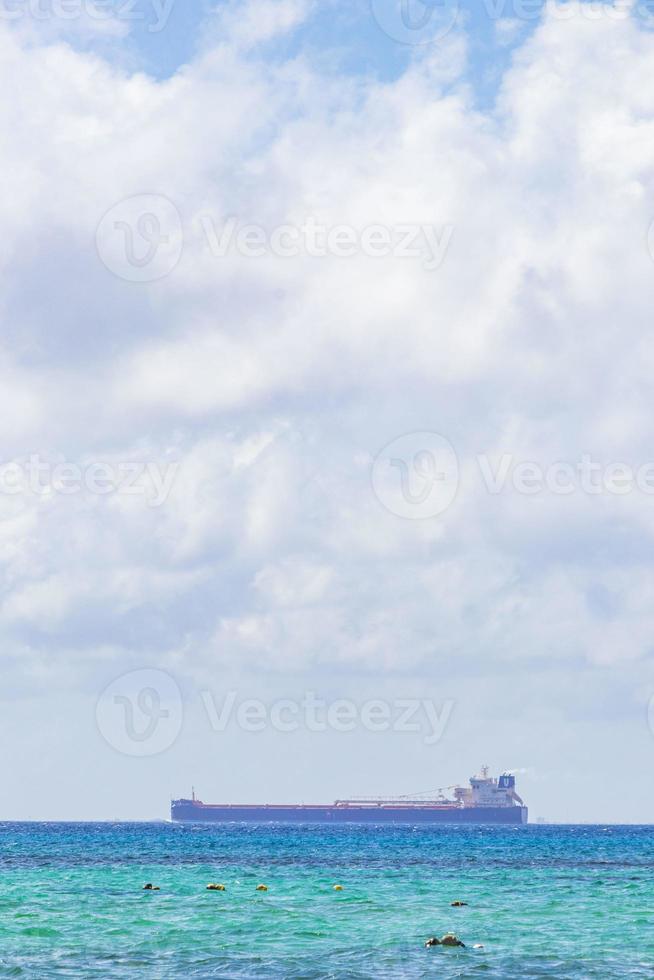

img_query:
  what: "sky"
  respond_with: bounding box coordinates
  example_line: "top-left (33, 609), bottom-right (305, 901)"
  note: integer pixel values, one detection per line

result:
top-left (2, 0), bottom-right (654, 823)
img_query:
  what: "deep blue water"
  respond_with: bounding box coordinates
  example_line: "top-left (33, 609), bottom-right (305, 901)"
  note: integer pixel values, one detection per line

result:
top-left (0, 822), bottom-right (652, 978)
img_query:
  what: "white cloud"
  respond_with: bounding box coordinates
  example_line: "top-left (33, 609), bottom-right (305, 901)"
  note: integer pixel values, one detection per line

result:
top-left (212, 0), bottom-right (312, 48)
top-left (0, 1), bottom-right (654, 695)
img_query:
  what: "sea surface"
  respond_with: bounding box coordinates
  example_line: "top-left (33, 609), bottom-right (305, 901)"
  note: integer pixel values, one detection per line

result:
top-left (0, 821), bottom-right (652, 978)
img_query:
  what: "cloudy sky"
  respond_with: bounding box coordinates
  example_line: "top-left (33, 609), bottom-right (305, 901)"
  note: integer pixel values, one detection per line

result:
top-left (2, 0), bottom-right (654, 822)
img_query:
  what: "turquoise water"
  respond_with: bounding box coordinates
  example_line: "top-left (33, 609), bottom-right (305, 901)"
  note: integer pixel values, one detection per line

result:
top-left (1, 822), bottom-right (652, 978)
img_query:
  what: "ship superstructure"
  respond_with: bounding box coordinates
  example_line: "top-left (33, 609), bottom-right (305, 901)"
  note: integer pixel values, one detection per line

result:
top-left (454, 766), bottom-right (525, 808)
top-left (171, 768), bottom-right (528, 825)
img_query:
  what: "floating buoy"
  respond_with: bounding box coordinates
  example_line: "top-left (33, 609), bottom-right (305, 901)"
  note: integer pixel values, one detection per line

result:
top-left (425, 933), bottom-right (465, 948)
top-left (256, 884), bottom-right (268, 891)
top-left (143, 884), bottom-right (160, 891)
top-left (207, 883), bottom-right (226, 891)
top-left (333, 884), bottom-right (343, 891)
top-left (451, 901), bottom-right (468, 907)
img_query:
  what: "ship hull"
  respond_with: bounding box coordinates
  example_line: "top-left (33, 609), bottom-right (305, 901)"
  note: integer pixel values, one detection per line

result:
top-left (171, 801), bottom-right (528, 825)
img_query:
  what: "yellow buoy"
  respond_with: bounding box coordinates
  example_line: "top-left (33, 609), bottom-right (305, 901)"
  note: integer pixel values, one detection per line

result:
top-left (256, 884), bottom-right (268, 891)
top-left (207, 883), bottom-right (226, 891)
top-left (333, 884), bottom-right (343, 891)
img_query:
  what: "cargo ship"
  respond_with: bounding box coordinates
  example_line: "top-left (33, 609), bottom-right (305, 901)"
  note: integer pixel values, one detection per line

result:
top-left (171, 767), bottom-right (527, 825)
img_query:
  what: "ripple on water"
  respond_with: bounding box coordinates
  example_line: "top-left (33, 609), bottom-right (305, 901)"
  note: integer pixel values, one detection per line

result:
top-left (0, 823), bottom-right (653, 977)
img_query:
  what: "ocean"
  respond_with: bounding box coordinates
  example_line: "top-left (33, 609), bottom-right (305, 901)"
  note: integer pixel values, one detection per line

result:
top-left (0, 821), bottom-right (652, 978)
